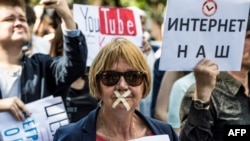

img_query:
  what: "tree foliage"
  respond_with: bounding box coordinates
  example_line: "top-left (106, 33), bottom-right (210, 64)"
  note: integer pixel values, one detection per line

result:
top-left (28, 0), bottom-right (166, 21)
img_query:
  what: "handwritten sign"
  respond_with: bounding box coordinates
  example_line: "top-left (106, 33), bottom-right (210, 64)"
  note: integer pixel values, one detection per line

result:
top-left (0, 96), bottom-right (68, 141)
top-left (73, 4), bottom-right (143, 66)
top-left (159, 0), bottom-right (250, 71)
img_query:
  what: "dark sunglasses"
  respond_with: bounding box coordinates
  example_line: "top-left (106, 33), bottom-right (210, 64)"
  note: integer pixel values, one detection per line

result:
top-left (97, 70), bottom-right (145, 86)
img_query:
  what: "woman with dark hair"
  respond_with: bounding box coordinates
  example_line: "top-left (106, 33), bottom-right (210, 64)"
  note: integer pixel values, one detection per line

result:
top-left (50, 25), bottom-right (98, 123)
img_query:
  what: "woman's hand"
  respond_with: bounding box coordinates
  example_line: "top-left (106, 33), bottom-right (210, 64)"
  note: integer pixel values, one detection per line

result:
top-left (0, 97), bottom-right (30, 121)
top-left (40, 0), bottom-right (76, 30)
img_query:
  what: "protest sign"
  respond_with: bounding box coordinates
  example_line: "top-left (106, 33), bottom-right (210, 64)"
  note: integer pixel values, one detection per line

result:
top-left (73, 4), bottom-right (143, 66)
top-left (159, 0), bottom-right (250, 71)
top-left (0, 96), bottom-right (68, 141)
top-left (129, 134), bottom-right (170, 141)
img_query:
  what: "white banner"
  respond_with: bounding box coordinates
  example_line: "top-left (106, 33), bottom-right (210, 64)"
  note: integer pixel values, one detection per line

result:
top-left (160, 0), bottom-right (250, 71)
top-left (73, 4), bottom-right (143, 66)
top-left (0, 96), bottom-right (69, 141)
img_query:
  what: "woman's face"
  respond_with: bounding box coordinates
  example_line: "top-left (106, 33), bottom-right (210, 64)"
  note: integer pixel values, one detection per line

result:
top-left (99, 57), bottom-right (145, 113)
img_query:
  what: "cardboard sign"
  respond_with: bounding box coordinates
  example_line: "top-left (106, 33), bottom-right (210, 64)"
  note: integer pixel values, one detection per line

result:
top-left (159, 0), bottom-right (250, 71)
top-left (0, 96), bottom-right (68, 141)
top-left (73, 4), bottom-right (143, 66)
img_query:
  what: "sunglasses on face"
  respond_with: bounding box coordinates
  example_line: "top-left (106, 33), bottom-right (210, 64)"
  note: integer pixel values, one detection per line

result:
top-left (97, 70), bottom-right (146, 86)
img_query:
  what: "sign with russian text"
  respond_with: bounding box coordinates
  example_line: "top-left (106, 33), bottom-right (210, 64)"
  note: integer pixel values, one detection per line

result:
top-left (0, 96), bottom-right (69, 141)
top-left (159, 0), bottom-right (250, 71)
top-left (73, 4), bottom-right (143, 66)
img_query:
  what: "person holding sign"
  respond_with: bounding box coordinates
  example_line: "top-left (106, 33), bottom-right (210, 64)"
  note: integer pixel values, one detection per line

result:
top-left (179, 16), bottom-right (250, 141)
top-left (0, 0), bottom-right (87, 121)
top-left (49, 25), bottom-right (98, 122)
top-left (53, 37), bottom-right (178, 141)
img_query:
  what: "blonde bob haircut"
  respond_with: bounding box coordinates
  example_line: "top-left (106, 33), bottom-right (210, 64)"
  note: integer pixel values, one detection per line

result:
top-left (89, 37), bottom-right (152, 99)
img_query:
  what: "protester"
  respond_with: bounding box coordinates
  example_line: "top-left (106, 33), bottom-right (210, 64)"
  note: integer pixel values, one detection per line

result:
top-left (139, 36), bottom-right (155, 117)
top-left (127, 6), bottom-right (156, 117)
top-left (53, 37), bottom-right (178, 141)
top-left (179, 16), bottom-right (250, 141)
top-left (0, 0), bottom-right (87, 121)
top-left (167, 72), bottom-right (195, 135)
top-left (65, 67), bottom-right (98, 122)
top-left (33, 4), bottom-right (55, 40)
top-left (150, 58), bottom-right (165, 118)
top-left (49, 26), bottom-right (98, 123)
top-left (24, 5), bottom-right (51, 56)
top-left (154, 71), bottom-right (187, 121)
top-left (148, 13), bottom-right (165, 118)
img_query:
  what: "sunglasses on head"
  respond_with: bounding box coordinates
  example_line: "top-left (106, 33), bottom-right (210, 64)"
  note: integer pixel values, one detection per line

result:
top-left (97, 70), bottom-right (145, 86)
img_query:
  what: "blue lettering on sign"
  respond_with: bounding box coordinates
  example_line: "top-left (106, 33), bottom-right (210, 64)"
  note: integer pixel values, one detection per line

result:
top-left (13, 139), bottom-right (24, 141)
top-left (4, 128), bottom-right (20, 136)
top-left (2, 118), bottom-right (39, 141)
top-left (4, 128), bottom-right (23, 141)
top-left (23, 119), bottom-right (38, 140)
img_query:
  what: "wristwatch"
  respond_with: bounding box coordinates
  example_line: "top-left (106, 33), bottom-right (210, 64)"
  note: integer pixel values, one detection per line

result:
top-left (193, 99), bottom-right (210, 110)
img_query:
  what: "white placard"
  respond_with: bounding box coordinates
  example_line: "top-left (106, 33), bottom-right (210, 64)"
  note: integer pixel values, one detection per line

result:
top-left (73, 4), bottom-right (143, 66)
top-left (159, 0), bottom-right (250, 71)
top-left (0, 96), bottom-right (69, 141)
top-left (129, 134), bottom-right (170, 141)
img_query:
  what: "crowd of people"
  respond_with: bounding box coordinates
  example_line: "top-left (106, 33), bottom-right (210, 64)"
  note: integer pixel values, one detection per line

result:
top-left (0, 0), bottom-right (249, 141)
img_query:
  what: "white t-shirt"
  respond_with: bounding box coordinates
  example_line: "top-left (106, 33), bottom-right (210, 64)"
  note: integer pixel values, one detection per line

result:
top-left (0, 68), bottom-right (21, 98)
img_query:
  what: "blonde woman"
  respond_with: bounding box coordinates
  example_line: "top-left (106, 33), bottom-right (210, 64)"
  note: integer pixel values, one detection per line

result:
top-left (54, 38), bottom-right (178, 141)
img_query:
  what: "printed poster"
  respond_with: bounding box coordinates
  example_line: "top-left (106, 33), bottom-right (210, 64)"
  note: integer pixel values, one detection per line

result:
top-left (73, 4), bottom-right (143, 66)
top-left (0, 96), bottom-right (68, 141)
top-left (159, 0), bottom-right (250, 71)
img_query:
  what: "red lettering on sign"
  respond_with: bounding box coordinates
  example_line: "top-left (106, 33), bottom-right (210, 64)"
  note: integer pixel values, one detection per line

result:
top-left (99, 7), bottom-right (137, 36)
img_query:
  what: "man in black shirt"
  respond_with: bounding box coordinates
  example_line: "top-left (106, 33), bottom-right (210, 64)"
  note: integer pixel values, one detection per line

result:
top-left (180, 12), bottom-right (250, 141)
